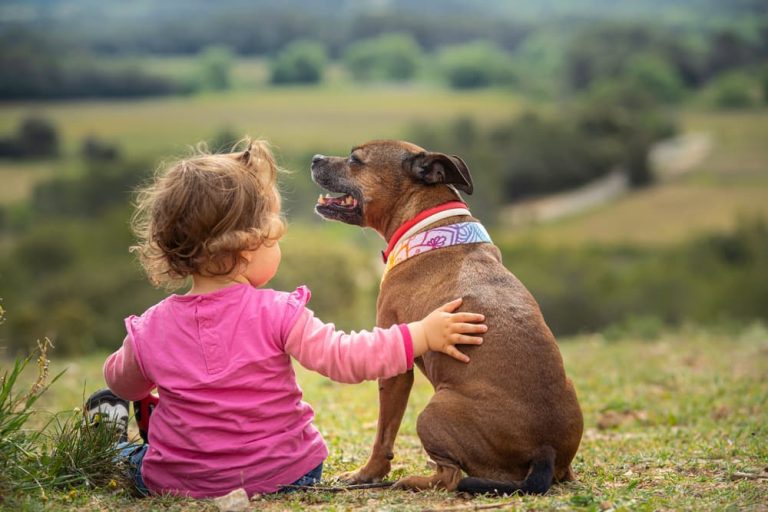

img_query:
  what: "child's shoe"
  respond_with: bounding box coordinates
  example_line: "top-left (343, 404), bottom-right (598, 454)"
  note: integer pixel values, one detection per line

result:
top-left (85, 388), bottom-right (129, 443)
top-left (133, 393), bottom-right (158, 443)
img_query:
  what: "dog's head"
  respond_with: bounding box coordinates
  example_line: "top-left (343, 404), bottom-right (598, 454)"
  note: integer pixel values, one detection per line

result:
top-left (310, 140), bottom-right (473, 236)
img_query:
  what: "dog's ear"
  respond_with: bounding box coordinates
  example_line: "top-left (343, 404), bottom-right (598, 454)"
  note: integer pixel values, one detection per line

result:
top-left (409, 152), bottom-right (474, 195)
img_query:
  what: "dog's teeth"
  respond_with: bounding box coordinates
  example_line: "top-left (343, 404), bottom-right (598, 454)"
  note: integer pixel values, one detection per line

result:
top-left (318, 194), bottom-right (324, 203)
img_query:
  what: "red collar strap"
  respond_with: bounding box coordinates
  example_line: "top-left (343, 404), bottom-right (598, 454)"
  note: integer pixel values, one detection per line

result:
top-left (381, 201), bottom-right (469, 263)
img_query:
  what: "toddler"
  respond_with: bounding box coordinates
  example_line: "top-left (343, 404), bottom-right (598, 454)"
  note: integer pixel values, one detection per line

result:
top-left (92, 139), bottom-right (486, 499)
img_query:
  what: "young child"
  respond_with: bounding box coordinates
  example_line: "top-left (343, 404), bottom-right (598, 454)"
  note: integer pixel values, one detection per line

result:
top-left (91, 139), bottom-right (487, 499)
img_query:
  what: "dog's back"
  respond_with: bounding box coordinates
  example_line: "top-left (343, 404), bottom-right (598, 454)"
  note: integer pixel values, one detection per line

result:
top-left (378, 241), bottom-right (583, 482)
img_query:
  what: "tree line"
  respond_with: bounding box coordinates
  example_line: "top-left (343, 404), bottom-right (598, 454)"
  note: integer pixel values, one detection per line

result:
top-left (2, 12), bottom-right (767, 104)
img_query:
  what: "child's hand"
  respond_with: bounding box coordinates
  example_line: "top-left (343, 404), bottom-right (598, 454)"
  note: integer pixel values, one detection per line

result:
top-left (408, 298), bottom-right (486, 363)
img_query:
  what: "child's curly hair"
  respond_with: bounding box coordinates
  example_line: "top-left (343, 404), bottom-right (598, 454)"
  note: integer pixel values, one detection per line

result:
top-left (130, 138), bottom-right (286, 288)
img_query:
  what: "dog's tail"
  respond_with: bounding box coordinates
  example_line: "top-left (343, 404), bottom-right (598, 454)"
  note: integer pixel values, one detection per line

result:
top-left (456, 445), bottom-right (556, 496)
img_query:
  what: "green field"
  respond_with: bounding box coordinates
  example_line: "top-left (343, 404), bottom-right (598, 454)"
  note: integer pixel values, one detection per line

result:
top-left (0, 87), bottom-right (523, 160)
top-left (11, 327), bottom-right (767, 511)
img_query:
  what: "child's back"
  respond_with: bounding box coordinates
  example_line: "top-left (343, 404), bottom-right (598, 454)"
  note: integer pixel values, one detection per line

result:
top-left (122, 285), bottom-right (324, 496)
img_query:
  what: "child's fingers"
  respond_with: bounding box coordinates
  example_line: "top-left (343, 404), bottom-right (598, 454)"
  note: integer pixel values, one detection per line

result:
top-left (451, 323), bottom-right (488, 334)
top-left (437, 297), bottom-right (463, 313)
top-left (443, 345), bottom-right (470, 363)
top-left (451, 334), bottom-right (484, 345)
top-left (449, 312), bottom-right (485, 323)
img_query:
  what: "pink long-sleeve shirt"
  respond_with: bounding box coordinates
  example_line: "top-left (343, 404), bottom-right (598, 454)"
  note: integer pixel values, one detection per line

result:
top-left (104, 284), bottom-right (413, 498)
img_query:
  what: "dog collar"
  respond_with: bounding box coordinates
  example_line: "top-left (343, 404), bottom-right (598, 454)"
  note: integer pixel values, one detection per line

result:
top-left (381, 201), bottom-right (469, 263)
top-left (382, 221), bottom-right (493, 277)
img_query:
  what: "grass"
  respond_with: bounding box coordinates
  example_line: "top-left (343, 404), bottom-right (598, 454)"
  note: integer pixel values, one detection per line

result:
top-left (6, 325), bottom-right (767, 511)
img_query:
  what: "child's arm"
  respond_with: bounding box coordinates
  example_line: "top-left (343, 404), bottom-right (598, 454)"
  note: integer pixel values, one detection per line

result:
top-left (103, 335), bottom-right (155, 401)
top-left (284, 298), bottom-right (485, 384)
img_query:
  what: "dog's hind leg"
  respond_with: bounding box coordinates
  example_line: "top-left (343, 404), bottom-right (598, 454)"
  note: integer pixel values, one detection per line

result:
top-left (392, 394), bottom-right (473, 492)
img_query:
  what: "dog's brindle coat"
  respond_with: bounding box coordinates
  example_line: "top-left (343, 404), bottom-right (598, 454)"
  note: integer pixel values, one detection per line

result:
top-left (311, 140), bottom-right (583, 494)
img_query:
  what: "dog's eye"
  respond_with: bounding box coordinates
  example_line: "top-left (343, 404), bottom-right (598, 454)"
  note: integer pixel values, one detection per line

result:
top-left (348, 154), bottom-right (363, 165)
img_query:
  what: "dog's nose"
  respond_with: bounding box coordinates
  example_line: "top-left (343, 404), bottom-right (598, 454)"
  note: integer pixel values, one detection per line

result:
top-left (312, 154), bottom-right (325, 164)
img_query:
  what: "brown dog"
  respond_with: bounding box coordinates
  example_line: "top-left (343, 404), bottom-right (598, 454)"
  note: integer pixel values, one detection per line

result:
top-left (310, 140), bottom-right (583, 494)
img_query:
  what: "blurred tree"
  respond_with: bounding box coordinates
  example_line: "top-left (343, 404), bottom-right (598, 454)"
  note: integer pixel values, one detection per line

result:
top-left (12, 226), bottom-right (75, 276)
top-left (197, 45), bottom-right (234, 90)
top-left (437, 41), bottom-right (516, 89)
top-left (80, 136), bottom-right (120, 161)
top-left (705, 71), bottom-right (761, 108)
top-left (625, 53), bottom-right (686, 103)
top-left (270, 40), bottom-right (327, 85)
top-left (564, 24), bottom-right (705, 93)
top-left (343, 33), bottom-right (422, 82)
top-left (17, 117), bottom-right (59, 158)
top-left (705, 30), bottom-right (758, 79)
top-left (208, 128), bottom-right (241, 154)
top-left (577, 81), bottom-right (676, 186)
top-left (763, 66), bottom-right (768, 104)
top-left (33, 159), bottom-right (151, 218)
top-left (345, 11), bottom-right (529, 53)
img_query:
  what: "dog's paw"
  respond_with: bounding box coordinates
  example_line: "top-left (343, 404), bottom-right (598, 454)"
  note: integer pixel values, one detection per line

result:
top-left (337, 462), bottom-right (390, 485)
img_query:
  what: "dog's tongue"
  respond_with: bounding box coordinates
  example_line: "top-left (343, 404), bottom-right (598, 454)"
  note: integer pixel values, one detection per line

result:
top-left (317, 194), bottom-right (358, 208)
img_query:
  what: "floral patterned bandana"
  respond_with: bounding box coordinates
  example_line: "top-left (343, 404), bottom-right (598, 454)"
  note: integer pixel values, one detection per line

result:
top-left (382, 221), bottom-right (492, 279)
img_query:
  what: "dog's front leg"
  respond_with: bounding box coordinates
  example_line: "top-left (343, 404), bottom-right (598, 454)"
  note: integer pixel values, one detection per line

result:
top-left (339, 369), bottom-right (414, 483)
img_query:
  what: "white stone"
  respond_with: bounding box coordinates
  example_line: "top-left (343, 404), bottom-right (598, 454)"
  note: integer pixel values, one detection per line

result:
top-left (214, 488), bottom-right (249, 512)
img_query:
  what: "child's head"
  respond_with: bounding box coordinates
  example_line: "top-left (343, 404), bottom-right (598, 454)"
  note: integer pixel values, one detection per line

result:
top-left (131, 138), bottom-right (286, 288)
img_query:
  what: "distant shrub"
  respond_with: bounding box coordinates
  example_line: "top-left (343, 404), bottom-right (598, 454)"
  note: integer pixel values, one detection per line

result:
top-left (32, 158), bottom-right (150, 218)
top-left (763, 68), bottom-right (768, 104)
top-left (344, 33), bottom-right (423, 82)
top-left (270, 40), bottom-right (327, 85)
top-left (704, 72), bottom-right (761, 109)
top-left (17, 118), bottom-right (59, 157)
top-left (437, 41), bottom-right (516, 89)
top-left (197, 44), bottom-right (234, 91)
top-left (577, 82), bottom-right (677, 187)
top-left (207, 128), bottom-right (241, 154)
top-left (624, 53), bottom-right (686, 104)
top-left (80, 136), bottom-right (120, 161)
top-left (0, 117), bottom-right (59, 159)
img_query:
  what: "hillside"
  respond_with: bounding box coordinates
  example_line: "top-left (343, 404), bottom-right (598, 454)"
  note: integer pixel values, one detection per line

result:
top-left (499, 108), bottom-right (768, 246)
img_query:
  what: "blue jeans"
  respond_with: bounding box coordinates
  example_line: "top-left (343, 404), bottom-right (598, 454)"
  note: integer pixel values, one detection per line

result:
top-left (117, 442), bottom-right (150, 496)
top-left (116, 442), bottom-right (323, 497)
top-left (279, 463), bottom-right (323, 492)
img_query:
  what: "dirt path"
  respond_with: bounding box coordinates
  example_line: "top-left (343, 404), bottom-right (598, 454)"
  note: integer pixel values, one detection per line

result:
top-left (499, 132), bottom-right (713, 226)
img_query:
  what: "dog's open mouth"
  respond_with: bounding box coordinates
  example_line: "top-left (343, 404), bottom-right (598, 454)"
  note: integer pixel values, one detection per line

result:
top-left (314, 187), bottom-right (364, 225)
top-left (316, 193), bottom-right (359, 210)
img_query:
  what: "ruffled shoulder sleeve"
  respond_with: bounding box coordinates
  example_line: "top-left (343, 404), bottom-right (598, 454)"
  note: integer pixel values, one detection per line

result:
top-left (280, 286), bottom-right (312, 341)
top-left (124, 311), bottom-right (153, 382)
